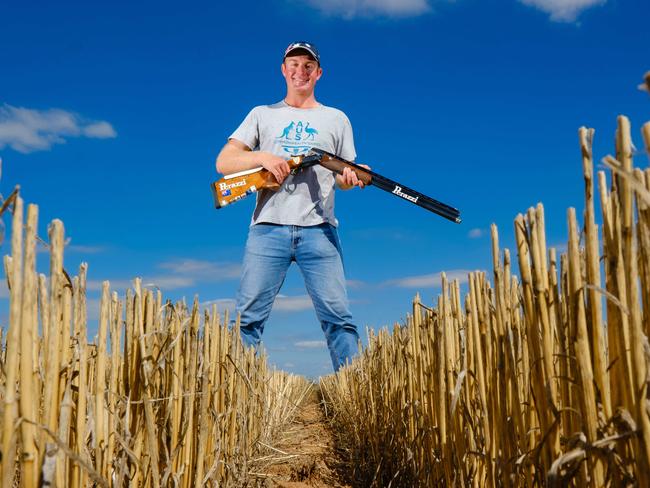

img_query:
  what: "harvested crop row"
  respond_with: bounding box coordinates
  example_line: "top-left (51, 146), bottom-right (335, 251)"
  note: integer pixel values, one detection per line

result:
top-left (320, 116), bottom-right (650, 487)
top-left (0, 203), bottom-right (311, 487)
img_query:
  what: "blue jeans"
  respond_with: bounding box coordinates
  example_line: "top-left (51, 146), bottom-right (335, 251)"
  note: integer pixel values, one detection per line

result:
top-left (235, 223), bottom-right (360, 371)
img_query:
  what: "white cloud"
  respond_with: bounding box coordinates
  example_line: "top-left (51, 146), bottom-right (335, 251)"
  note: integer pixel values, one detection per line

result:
top-left (294, 340), bottom-right (327, 349)
top-left (87, 259), bottom-right (241, 293)
top-left (303, 0), bottom-right (432, 19)
top-left (87, 279), bottom-right (133, 292)
top-left (200, 298), bottom-right (236, 311)
top-left (0, 104), bottom-right (116, 153)
top-left (67, 244), bottom-right (106, 254)
top-left (86, 298), bottom-right (101, 322)
top-left (87, 276), bottom-right (196, 292)
top-left (273, 294), bottom-right (314, 312)
top-left (158, 259), bottom-right (241, 280)
top-left (518, 0), bottom-right (606, 22)
top-left (302, 0), bottom-right (605, 22)
top-left (548, 242), bottom-right (568, 254)
top-left (82, 121), bottom-right (116, 138)
top-left (202, 295), bottom-right (318, 315)
top-left (468, 228), bottom-right (483, 239)
top-left (383, 269), bottom-right (472, 288)
top-left (140, 276), bottom-right (196, 289)
top-left (346, 279), bottom-right (366, 289)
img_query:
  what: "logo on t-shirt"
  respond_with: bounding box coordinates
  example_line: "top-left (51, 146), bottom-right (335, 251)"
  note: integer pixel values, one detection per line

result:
top-left (276, 120), bottom-right (319, 155)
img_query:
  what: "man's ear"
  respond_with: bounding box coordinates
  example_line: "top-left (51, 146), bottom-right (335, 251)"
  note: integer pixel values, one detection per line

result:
top-left (316, 67), bottom-right (323, 81)
top-left (281, 62), bottom-right (287, 76)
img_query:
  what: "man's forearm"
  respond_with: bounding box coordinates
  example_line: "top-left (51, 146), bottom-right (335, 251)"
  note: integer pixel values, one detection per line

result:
top-left (216, 142), bottom-right (264, 175)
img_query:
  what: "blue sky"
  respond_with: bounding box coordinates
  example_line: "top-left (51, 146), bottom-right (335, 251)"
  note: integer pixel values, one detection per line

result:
top-left (1, 0), bottom-right (648, 377)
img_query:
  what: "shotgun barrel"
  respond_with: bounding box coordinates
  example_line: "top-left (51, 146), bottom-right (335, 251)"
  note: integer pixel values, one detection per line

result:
top-left (310, 148), bottom-right (461, 223)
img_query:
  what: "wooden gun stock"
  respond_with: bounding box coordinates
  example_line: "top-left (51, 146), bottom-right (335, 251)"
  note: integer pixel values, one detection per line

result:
top-left (211, 156), bottom-right (302, 208)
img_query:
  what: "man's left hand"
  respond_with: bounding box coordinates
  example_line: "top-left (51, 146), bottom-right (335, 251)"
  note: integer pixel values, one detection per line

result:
top-left (337, 165), bottom-right (370, 190)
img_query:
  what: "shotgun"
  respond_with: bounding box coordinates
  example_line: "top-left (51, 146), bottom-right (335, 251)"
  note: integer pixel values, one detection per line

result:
top-left (211, 148), bottom-right (461, 223)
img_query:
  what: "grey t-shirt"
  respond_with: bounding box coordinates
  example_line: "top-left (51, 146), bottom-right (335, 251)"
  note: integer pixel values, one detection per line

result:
top-left (229, 100), bottom-right (356, 227)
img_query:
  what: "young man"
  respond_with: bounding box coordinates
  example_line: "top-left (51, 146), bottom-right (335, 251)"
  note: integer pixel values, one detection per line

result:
top-left (216, 41), bottom-right (366, 371)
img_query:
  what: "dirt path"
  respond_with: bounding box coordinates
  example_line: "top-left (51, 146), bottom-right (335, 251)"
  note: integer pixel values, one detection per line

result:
top-left (254, 385), bottom-right (352, 488)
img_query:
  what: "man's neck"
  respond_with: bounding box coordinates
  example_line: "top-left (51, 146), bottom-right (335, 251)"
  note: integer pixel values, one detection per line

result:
top-left (284, 93), bottom-right (319, 109)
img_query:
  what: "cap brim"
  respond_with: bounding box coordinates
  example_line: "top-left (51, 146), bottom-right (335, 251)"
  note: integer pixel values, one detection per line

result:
top-left (284, 47), bottom-right (320, 63)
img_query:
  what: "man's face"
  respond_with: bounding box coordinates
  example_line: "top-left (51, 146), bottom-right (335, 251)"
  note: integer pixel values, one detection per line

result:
top-left (281, 54), bottom-right (322, 94)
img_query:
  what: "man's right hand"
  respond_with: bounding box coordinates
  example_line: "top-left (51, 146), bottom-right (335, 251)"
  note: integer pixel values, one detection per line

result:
top-left (217, 141), bottom-right (290, 183)
top-left (261, 153), bottom-right (291, 184)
